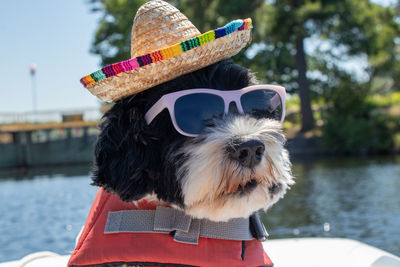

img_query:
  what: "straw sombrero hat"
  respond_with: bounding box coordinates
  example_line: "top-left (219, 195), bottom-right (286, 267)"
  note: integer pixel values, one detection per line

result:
top-left (80, 0), bottom-right (252, 102)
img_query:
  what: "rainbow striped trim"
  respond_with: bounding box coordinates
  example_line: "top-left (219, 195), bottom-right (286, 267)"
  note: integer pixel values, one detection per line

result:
top-left (80, 19), bottom-right (252, 88)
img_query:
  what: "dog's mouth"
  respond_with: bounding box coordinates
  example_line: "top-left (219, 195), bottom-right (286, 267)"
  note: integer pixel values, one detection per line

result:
top-left (237, 179), bottom-right (258, 194)
top-left (234, 180), bottom-right (282, 196)
top-left (268, 182), bottom-right (282, 195)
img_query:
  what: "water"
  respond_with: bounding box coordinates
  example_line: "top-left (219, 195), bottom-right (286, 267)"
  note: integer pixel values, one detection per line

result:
top-left (0, 166), bottom-right (98, 262)
top-left (0, 157), bottom-right (399, 262)
top-left (262, 156), bottom-right (400, 256)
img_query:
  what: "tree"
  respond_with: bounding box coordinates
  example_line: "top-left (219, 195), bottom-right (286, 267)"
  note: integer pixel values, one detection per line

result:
top-left (88, 0), bottom-right (400, 134)
top-left (89, 0), bottom-right (264, 65)
top-left (89, 0), bottom-right (148, 66)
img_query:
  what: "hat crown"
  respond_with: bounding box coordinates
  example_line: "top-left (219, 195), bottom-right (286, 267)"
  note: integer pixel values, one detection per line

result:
top-left (131, 0), bottom-right (201, 58)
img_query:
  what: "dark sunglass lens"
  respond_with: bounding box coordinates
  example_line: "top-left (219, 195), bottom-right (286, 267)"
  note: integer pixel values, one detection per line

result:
top-left (175, 93), bottom-right (224, 134)
top-left (240, 89), bottom-right (283, 121)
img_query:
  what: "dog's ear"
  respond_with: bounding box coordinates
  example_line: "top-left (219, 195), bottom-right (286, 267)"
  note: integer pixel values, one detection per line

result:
top-left (92, 97), bottom-right (159, 202)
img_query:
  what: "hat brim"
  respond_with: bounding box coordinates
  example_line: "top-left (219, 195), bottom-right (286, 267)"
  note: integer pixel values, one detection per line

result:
top-left (81, 19), bottom-right (252, 102)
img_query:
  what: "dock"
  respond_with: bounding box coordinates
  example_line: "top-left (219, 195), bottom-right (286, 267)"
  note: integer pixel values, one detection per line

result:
top-left (0, 108), bottom-right (102, 169)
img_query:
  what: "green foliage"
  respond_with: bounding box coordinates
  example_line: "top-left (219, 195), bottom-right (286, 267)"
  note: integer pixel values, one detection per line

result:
top-left (321, 73), bottom-right (400, 154)
top-left (87, 0), bottom-right (400, 154)
top-left (88, 0), bottom-right (265, 66)
top-left (89, 0), bottom-right (148, 65)
top-left (88, 0), bottom-right (399, 89)
top-left (174, 0), bottom-right (263, 33)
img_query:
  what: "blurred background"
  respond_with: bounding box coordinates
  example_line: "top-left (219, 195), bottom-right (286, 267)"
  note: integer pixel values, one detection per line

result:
top-left (0, 0), bottom-right (399, 262)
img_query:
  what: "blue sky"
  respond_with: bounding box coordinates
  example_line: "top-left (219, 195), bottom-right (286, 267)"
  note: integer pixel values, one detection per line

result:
top-left (0, 0), bottom-right (397, 113)
top-left (0, 0), bottom-right (100, 112)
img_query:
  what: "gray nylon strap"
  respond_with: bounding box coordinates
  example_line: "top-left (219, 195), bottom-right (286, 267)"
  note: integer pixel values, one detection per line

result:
top-left (104, 206), bottom-right (254, 245)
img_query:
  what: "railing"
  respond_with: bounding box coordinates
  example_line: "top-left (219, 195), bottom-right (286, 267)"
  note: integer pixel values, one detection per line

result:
top-left (0, 108), bottom-right (102, 124)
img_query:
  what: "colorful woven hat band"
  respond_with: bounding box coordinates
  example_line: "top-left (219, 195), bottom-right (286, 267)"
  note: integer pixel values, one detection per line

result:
top-left (80, 19), bottom-right (252, 89)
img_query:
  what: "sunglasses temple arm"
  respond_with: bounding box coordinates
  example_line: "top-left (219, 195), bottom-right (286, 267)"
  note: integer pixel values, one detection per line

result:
top-left (144, 97), bottom-right (166, 125)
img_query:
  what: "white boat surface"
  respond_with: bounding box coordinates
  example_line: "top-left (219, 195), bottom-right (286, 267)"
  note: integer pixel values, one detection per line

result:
top-left (1, 238), bottom-right (399, 267)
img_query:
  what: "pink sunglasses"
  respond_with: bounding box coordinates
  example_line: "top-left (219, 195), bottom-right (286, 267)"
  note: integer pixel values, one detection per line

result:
top-left (144, 84), bottom-right (286, 137)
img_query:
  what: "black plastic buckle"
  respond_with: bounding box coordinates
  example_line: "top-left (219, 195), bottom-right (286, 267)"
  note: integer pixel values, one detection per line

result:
top-left (250, 212), bottom-right (269, 241)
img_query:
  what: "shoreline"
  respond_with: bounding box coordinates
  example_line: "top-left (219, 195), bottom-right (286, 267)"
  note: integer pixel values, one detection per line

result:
top-left (0, 136), bottom-right (399, 176)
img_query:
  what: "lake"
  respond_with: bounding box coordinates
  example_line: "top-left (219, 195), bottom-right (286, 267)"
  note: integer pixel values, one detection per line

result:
top-left (0, 156), bottom-right (399, 262)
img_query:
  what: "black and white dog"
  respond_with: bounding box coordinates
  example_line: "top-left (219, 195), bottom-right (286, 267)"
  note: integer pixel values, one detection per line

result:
top-left (92, 60), bottom-right (293, 222)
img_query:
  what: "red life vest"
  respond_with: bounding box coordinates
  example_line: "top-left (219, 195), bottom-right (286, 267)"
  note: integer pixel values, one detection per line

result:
top-left (68, 188), bottom-right (273, 267)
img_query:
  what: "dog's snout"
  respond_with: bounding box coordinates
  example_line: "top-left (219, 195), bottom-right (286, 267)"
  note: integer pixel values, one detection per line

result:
top-left (230, 140), bottom-right (265, 168)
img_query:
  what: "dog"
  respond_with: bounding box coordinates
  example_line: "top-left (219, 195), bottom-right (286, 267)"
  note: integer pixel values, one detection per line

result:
top-left (70, 2), bottom-right (294, 265)
top-left (92, 60), bottom-right (294, 222)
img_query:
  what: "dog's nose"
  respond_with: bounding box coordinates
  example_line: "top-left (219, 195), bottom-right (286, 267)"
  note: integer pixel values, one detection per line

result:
top-left (230, 140), bottom-right (265, 168)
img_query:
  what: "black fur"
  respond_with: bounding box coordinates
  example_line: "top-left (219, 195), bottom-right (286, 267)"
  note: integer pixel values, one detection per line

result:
top-left (92, 60), bottom-right (257, 205)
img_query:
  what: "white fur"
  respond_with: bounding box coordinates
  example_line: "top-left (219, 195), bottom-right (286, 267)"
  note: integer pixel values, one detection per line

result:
top-left (176, 116), bottom-right (294, 222)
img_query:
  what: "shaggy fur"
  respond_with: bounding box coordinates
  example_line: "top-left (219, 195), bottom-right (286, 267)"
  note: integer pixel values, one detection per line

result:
top-left (93, 60), bottom-right (293, 222)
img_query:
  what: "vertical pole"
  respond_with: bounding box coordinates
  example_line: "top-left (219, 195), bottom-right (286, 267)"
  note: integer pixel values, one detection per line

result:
top-left (30, 64), bottom-right (37, 113)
